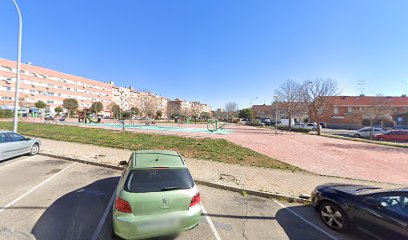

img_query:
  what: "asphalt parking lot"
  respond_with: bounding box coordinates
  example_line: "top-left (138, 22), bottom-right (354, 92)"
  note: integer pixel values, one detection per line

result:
top-left (0, 155), bottom-right (360, 240)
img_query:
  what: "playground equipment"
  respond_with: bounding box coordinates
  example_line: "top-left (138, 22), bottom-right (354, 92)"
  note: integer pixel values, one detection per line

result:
top-left (207, 119), bottom-right (228, 132)
top-left (78, 109), bottom-right (101, 124)
top-left (207, 119), bottom-right (219, 132)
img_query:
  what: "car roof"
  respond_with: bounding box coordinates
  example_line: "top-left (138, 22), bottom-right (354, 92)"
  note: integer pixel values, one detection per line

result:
top-left (129, 150), bottom-right (186, 169)
top-left (0, 130), bottom-right (13, 134)
top-left (360, 187), bottom-right (408, 195)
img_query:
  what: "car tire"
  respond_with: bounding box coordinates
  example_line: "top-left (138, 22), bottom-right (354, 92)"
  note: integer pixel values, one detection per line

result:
top-left (378, 138), bottom-right (385, 141)
top-left (29, 143), bottom-right (40, 156)
top-left (353, 134), bottom-right (361, 138)
top-left (319, 202), bottom-right (349, 232)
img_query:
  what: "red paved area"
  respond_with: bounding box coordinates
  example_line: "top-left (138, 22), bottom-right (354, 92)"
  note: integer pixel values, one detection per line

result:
top-left (222, 125), bottom-right (408, 185)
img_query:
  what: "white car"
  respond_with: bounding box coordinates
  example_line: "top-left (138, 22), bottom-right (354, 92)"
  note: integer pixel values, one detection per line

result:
top-left (0, 130), bottom-right (41, 161)
top-left (348, 127), bottom-right (385, 138)
top-left (304, 123), bottom-right (320, 131)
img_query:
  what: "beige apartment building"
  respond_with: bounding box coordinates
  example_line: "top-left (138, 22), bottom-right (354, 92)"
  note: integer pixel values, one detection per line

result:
top-left (0, 58), bottom-right (211, 118)
top-left (0, 58), bottom-right (112, 115)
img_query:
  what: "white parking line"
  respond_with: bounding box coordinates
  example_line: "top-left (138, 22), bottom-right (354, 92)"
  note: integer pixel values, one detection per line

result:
top-left (90, 185), bottom-right (118, 240)
top-left (0, 155), bottom-right (39, 171)
top-left (0, 162), bottom-right (77, 214)
top-left (272, 199), bottom-right (338, 240)
top-left (201, 203), bottom-right (222, 240)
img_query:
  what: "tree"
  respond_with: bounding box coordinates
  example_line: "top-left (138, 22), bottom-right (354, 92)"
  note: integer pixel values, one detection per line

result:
top-left (35, 101), bottom-right (47, 114)
top-left (130, 107), bottom-right (140, 116)
top-left (120, 111), bottom-right (132, 120)
top-left (238, 108), bottom-right (254, 119)
top-left (54, 106), bottom-right (63, 116)
top-left (156, 110), bottom-right (162, 119)
top-left (90, 102), bottom-right (104, 114)
top-left (111, 104), bottom-right (121, 119)
top-left (225, 102), bottom-right (239, 122)
top-left (200, 112), bottom-right (211, 121)
top-left (63, 98), bottom-right (78, 118)
top-left (190, 102), bottom-right (202, 122)
top-left (303, 78), bottom-right (339, 135)
top-left (351, 96), bottom-right (393, 139)
top-left (275, 80), bottom-right (303, 127)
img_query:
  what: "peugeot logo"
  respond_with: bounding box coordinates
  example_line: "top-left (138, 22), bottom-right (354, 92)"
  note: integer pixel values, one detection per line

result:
top-left (162, 198), bottom-right (168, 205)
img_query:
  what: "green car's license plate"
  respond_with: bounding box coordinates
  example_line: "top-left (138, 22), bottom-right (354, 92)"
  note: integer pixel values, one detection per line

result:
top-left (138, 218), bottom-right (181, 231)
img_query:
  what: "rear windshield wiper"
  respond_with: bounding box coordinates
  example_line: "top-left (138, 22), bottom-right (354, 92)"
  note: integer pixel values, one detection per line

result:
top-left (160, 186), bottom-right (188, 191)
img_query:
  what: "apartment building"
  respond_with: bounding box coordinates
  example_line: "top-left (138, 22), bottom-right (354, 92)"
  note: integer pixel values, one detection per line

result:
top-left (0, 58), bottom-right (112, 114)
top-left (316, 96), bottom-right (408, 129)
top-left (0, 58), bottom-right (211, 118)
top-left (167, 99), bottom-right (211, 118)
top-left (252, 103), bottom-right (308, 122)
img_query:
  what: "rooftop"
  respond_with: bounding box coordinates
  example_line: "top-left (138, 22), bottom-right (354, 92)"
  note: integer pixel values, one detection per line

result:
top-left (130, 150), bottom-right (186, 169)
top-left (328, 96), bottom-right (408, 107)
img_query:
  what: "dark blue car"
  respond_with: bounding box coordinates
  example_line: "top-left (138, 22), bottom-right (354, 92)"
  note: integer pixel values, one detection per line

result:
top-left (311, 184), bottom-right (408, 239)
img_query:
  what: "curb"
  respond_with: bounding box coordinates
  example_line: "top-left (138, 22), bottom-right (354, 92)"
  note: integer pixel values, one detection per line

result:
top-left (39, 152), bottom-right (311, 204)
top-left (39, 153), bottom-right (124, 170)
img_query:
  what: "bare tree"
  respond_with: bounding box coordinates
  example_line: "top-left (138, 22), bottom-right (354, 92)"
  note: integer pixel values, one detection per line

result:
top-left (225, 102), bottom-right (239, 122)
top-left (190, 102), bottom-right (202, 122)
top-left (140, 94), bottom-right (158, 118)
top-left (275, 80), bottom-right (303, 127)
top-left (351, 96), bottom-right (393, 139)
top-left (303, 78), bottom-right (340, 135)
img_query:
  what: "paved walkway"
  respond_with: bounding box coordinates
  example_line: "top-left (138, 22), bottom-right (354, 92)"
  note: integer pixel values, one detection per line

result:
top-left (38, 138), bottom-right (401, 199)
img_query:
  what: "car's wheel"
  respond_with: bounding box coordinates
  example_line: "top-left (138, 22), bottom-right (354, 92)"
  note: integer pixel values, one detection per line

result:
top-left (29, 143), bottom-right (39, 155)
top-left (312, 128), bottom-right (317, 131)
top-left (353, 134), bottom-right (360, 138)
top-left (319, 202), bottom-right (349, 232)
top-left (378, 138), bottom-right (385, 141)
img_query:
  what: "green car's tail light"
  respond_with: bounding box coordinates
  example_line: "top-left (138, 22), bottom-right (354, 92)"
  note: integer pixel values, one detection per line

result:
top-left (190, 192), bottom-right (201, 207)
top-left (116, 197), bottom-right (132, 213)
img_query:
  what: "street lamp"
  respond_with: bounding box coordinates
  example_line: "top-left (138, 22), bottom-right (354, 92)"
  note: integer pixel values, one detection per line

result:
top-left (11, 0), bottom-right (23, 133)
top-left (274, 96), bottom-right (279, 135)
top-left (250, 97), bottom-right (258, 106)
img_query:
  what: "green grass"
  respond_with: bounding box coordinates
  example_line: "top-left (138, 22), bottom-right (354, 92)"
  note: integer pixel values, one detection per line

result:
top-left (0, 122), bottom-right (300, 171)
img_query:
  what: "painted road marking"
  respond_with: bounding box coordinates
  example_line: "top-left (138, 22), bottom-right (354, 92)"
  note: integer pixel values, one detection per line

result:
top-left (90, 184), bottom-right (118, 240)
top-left (201, 203), bottom-right (222, 240)
top-left (0, 155), bottom-right (39, 171)
top-left (272, 199), bottom-right (338, 240)
top-left (0, 162), bottom-right (77, 214)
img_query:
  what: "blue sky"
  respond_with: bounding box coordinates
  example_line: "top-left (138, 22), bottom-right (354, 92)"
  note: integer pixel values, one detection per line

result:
top-left (1, 0), bottom-right (408, 109)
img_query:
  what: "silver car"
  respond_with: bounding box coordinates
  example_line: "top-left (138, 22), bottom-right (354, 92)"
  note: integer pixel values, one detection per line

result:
top-left (348, 127), bottom-right (384, 138)
top-left (0, 130), bottom-right (41, 161)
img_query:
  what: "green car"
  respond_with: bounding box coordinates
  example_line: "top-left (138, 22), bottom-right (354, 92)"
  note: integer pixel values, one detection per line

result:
top-left (113, 150), bottom-right (202, 240)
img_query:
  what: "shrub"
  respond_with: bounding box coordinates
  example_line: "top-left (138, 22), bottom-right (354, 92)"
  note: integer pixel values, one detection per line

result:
top-left (247, 119), bottom-right (263, 126)
top-left (0, 109), bottom-right (14, 118)
top-left (277, 126), bottom-right (311, 133)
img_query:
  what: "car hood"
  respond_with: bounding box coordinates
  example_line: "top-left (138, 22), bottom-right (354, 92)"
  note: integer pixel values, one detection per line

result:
top-left (318, 183), bottom-right (381, 195)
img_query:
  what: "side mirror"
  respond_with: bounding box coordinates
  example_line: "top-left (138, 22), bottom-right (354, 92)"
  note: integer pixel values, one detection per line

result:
top-left (118, 160), bottom-right (128, 166)
top-left (25, 138), bottom-right (31, 141)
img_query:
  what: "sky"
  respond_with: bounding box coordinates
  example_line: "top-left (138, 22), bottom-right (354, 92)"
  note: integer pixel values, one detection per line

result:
top-left (1, 0), bottom-right (408, 109)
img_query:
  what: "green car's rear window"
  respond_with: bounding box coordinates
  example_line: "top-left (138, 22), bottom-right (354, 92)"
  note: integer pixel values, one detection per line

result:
top-left (124, 169), bottom-right (194, 193)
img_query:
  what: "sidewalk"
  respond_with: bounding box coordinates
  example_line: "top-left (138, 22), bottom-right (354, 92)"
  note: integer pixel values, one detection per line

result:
top-left (38, 138), bottom-right (401, 199)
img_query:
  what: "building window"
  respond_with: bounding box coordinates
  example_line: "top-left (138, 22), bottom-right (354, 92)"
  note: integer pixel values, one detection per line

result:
top-left (348, 107), bottom-right (353, 113)
top-left (333, 106), bottom-right (339, 114)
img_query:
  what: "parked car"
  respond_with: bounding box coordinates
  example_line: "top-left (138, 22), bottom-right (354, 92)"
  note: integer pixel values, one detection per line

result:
top-left (304, 123), bottom-right (320, 131)
top-left (395, 125), bottom-right (408, 130)
top-left (311, 184), bottom-right (408, 239)
top-left (374, 130), bottom-right (408, 141)
top-left (277, 119), bottom-right (295, 126)
top-left (291, 123), bottom-right (305, 129)
top-left (113, 150), bottom-right (202, 240)
top-left (0, 131), bottom-right (41, 161)
top-left (348, 127), bottom-right (385, 138)
top-left (319, 122), bottom-right (327, 128)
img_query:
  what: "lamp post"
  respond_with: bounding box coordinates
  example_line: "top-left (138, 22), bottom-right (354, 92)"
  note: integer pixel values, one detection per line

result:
top-left (274, 96), bottom-right (279, 135)
top-left (11, 0), bottom-right (23, 133)
top-left (249, 97), bottom-right (258, 120)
